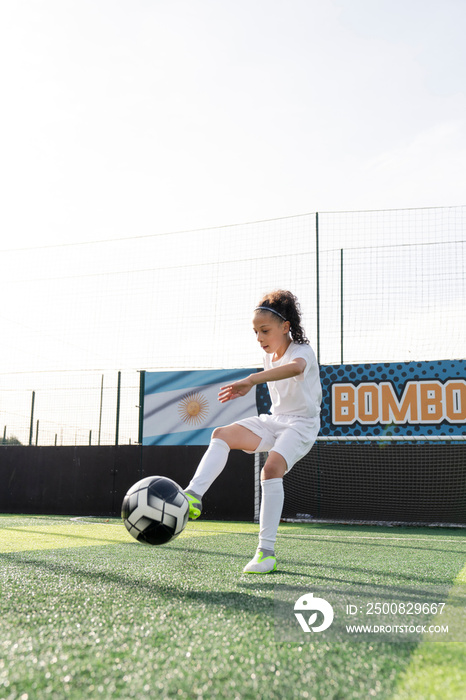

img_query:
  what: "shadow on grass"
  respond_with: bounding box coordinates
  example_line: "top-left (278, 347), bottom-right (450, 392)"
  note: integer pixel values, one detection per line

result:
top-left (1, 532), bottom-right (462, 610)
top-left (170, 540), bottom-right (465, 589)
top-left (0, 549), bottom-right (275, 615)
top-left (1, 548), bottom-right (460, 640)
top-left (275, 532), bottom-right (466, 556)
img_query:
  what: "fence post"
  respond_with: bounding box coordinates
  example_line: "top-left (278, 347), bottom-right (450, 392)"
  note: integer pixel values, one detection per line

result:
top-left (340, 248), bottom-right (344, 365)
top-left (315, 212), bottom-right (320, 364)
top-left (138, 370), bottom-right (146, 445)
top-left (98, 375), bottom-right (104, 446)
top-left (29, 391), bottom-right (35, 446)
top-left (115, 371), bottom-right (121, 446)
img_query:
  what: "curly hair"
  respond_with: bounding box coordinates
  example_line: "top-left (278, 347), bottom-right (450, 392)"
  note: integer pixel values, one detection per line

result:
top-left (255, 290), bottom-right (309, 344)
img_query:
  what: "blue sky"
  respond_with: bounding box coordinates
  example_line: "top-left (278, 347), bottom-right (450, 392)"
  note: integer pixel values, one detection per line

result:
top-left (1, 0), bottom-right (465, 249)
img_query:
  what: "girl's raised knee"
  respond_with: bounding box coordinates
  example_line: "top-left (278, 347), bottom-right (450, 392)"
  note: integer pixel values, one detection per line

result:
top-left (212, 426), bottom-right (227, 440)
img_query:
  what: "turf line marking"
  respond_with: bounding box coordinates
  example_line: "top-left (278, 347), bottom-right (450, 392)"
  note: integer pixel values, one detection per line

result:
top-left (186, 528), bottom-right (466, 544)
top-left (279, 534), bottom-right (466, 543)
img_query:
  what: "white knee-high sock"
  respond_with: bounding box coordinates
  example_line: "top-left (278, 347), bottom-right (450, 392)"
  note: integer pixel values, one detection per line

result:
top-left (258, 477), bottom-right (284, 553)
top-left (185, 438), bottom-right (230, 497)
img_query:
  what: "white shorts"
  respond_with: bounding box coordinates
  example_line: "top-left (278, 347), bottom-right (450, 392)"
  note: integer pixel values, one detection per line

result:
top-left (235, 413), bottom-right (320, 472)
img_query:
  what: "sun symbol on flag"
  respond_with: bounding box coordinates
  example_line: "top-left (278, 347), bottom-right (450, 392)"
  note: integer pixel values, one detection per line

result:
top-left (178, 391), bottom-right (209, 426)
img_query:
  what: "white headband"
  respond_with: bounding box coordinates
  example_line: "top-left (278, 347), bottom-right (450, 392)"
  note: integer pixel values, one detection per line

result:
top-left (254, 306), bottom-right (287, 321)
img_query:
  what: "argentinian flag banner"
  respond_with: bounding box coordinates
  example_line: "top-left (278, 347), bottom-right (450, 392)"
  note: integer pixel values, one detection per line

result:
top-left (143, 369), bottom-right (264, 445)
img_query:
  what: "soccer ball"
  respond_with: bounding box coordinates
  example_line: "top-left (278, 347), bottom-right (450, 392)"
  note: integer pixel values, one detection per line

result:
top-left (121, 476), bottom-right (189, 545)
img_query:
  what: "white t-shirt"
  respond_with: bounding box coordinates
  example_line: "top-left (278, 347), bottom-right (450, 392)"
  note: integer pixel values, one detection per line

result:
top-left (263, 341), bottom-right (322, 419)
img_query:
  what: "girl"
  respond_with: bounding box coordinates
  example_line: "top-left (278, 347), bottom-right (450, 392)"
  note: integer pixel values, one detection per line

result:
top-left (185, 290), bottom-right (322, 574)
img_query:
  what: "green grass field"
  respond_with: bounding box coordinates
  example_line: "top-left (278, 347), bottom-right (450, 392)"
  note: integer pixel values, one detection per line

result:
top-left (1, 515), bottom-right (465, 700)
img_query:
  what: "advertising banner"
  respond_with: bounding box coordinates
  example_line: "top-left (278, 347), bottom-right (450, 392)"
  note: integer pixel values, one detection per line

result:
top-left (143, 360), bottom-right (465, 445)
top-left (320, 359), bottom-right (465, 438)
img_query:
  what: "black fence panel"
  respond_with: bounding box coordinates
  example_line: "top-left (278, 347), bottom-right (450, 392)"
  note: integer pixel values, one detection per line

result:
top-left (283, 443), bottom-right (466, 525)
top-left (0, 446), bottom-right (255, 521)
top-left (3, 444), bottom-right (464, 525)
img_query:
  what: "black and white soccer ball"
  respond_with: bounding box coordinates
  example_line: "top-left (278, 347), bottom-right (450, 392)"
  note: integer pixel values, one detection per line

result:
top-left (121, 476), bottom-right (189, 545)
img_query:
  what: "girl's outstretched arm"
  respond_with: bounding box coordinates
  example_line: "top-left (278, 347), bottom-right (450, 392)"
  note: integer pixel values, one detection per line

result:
top-left (218, 358), bottom-right (306, 403)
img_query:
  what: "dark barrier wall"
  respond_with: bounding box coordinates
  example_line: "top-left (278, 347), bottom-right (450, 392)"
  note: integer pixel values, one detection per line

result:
top-left (0, 446), bottom-right (256, 520)
top-left (1, 445), bottom-right (465, 524)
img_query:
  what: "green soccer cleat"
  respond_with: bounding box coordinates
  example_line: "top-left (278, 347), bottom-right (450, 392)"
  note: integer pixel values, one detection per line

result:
top-left (184, 490), bottom-right (202, 520)
top-left (242, 550), bottom-right (277, 574)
